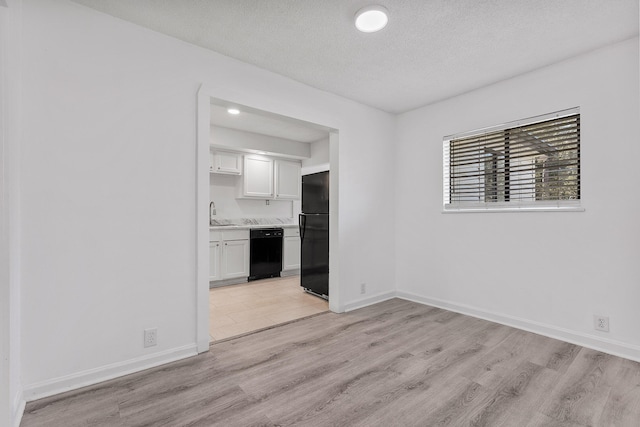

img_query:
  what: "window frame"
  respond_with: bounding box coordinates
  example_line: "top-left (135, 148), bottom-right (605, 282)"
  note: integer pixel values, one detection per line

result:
top-left (442, 107), bottom-right (584, 213)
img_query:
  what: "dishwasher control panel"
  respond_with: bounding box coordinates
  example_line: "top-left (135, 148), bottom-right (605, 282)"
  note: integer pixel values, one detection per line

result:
top-left (250, 228), bottom-right (284, 239)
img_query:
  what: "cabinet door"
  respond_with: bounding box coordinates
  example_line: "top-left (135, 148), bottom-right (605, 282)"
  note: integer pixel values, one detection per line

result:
top-left (275, 159), bottom-right (301, 200)
top-left (222, 239), bottom-right (249, 279)
top-left (213, 151), bottom-right (242, 175)
top-left (283, 235), bottom-right (301, 271)
top-left (209, 240), bottom-right (221, 281)
top-left (243, 156), bottom-right (274, 198)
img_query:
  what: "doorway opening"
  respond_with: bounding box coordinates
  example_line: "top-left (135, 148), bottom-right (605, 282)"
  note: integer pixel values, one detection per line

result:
top-left (196, 87), bottom-right (340, 350)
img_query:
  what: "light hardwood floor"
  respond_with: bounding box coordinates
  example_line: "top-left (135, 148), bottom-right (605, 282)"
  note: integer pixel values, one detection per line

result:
top-left (21, 299), bottom-right (640, 426)
top-left (209, 275), bottom-right (329, 341)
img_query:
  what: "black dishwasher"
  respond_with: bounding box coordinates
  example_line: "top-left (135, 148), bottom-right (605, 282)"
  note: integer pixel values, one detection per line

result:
top-left (248, 228), bottom-right (283, 281)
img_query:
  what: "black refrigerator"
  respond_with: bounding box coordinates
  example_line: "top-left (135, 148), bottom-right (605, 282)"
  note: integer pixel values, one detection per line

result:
top-left (299, 171), bottom-right (329, 299)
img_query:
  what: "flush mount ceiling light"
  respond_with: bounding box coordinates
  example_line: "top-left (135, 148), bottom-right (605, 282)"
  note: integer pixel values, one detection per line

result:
top-left (227, 108), bottom-right (240, 115)
top-left (355, 5), bottom-right (388, 33)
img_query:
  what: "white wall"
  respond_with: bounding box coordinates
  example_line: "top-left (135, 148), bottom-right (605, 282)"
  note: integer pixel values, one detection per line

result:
top-left (0, 4), bottom-right (11, 424)
top-left (0, 0), bottom-right (23, 425)
top-left (302, 137), bottom-right (330, 175)
top-left (20, 0), bottom-right (396, 399)
top-left (210, 173), bottom-right (296, 219)
top-left (211, 126), bottom-right (311, 159)
top-left (395, 37), bottom-right (640, 360)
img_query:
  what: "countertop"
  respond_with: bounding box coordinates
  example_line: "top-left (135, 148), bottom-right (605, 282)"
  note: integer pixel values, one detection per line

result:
top-left (209, 217), bottom-right (297, 231)
top-left (209, 223), bottom-right (297, 231)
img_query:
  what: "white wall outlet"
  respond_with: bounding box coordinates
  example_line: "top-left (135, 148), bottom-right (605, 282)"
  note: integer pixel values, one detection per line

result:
top-left (360, 283), bottom-right (366, 294)
top-left (594, 315), bottom-right (609, 332)
top-left (144, 328), bottom-right (158, 347)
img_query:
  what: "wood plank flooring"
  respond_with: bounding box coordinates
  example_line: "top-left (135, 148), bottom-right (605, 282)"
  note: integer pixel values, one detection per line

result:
top-left (209, 276), bottom-right (329, 342)
top-left (21, 299), bottom-right (640, 426)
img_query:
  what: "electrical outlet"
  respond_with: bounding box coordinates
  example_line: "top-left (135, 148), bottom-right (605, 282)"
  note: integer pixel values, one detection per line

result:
top-left (360, 283), bottom-right (366, 294)
top-left (594, 315), bottom-right (609, 332)
top-left (144, 328), bottom-right (157, 347)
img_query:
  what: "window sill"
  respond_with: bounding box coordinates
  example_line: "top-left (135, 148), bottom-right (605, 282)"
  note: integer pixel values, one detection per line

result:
top-left (442, 206), bottom-right (585, 214)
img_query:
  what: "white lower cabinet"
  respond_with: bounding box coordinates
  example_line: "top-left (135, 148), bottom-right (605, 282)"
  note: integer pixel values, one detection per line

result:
top-left (221, 239), bottom-right (249, 279)
top-left (282, 227), bottom-right (301, 271)
top-left (209, 230), bottom-right (249, 282)
top-left (209, 240), bottom-right (221, 281)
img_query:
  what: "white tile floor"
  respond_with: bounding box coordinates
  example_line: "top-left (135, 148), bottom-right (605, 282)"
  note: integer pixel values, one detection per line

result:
top-left (209, 275), bottom-right (329, 341)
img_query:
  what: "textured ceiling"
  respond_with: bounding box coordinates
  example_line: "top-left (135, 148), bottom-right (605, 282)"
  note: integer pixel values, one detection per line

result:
top-left (72, 0), bottom-right (639, 113)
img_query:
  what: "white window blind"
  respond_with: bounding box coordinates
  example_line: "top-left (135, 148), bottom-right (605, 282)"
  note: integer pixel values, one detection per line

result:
top-left (443, 108), bottom-right (581, 211)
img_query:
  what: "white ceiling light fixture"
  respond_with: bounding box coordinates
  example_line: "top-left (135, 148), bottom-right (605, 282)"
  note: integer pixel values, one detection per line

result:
top-left (227, 108), bottom-right (240, 115)
top-left (354, 5), bottom-right (388, 33)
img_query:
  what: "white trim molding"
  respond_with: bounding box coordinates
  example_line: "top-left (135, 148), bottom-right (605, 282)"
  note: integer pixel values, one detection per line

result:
top-left (12, 393), bottom-right (24, 427)
top-left (442, 206), bottom-right (585, 214)
top-left (196, 84), bottom-right (212, 354)
top-left (340, 288), bottom-right (640, 364)
top-left (20, 290), bottom-right (640, 408)
top-left (444, 107), bottom-right (580, 141)
top-left (396, 290), bottom-right (640, 363)
top-left (343, 291), bottom-right (396, 312)
top-left (197, 85), bottom-right (343, 332)
top-left (23, 345), bottom-right (197, 402)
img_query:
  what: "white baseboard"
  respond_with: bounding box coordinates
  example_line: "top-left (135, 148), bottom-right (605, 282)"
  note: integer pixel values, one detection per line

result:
top-left (12, 390), bottom-right (25, 427)
top-left (281, 269), bottom-right (300, 277)
top-left (396, 290), bottom-right (640, 363)
top-left (209, 277), bottom-right (247, 288)
top-left (23, 344), bottom-right (198, 402)
top-left (343, 291), bottom-right (396, 312)
top-left (19, 291), bottom-right (640, 416)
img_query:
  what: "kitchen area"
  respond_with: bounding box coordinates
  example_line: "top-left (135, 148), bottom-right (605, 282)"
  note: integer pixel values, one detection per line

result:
top-left (208, 100), bottom-right (332, 341)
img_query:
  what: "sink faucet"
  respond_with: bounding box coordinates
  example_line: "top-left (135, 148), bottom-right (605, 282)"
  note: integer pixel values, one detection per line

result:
top-left (209, 201), bottom-right (216, 225)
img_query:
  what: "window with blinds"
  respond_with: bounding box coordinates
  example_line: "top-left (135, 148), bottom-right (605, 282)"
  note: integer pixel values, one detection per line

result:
top-left (443, 108), bottom-right (581, 211)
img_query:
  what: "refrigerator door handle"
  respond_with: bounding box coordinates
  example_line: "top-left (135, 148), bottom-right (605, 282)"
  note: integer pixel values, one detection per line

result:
top-left (299, 214), bottom-right (306, 243)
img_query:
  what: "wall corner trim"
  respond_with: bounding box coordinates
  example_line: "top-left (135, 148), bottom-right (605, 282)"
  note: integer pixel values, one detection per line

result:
top-left (12, 392), bottom-right (24, 427)
top-left (396, 290), bottom-right (640, 363)
top-left (343, 291), bottom-right (396, 312)
top-left (22, 344), bottom-right (198, 403)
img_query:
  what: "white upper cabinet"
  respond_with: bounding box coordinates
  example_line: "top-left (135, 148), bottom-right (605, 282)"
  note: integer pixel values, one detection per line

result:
top-left (242, 155), bottom-right (274, 198)
top-left (274, 159), bottom-right (301, 200)
top-left (211, 150), bottom-right (242, 175)
top-left (237, 154), bottom-right (301, 200)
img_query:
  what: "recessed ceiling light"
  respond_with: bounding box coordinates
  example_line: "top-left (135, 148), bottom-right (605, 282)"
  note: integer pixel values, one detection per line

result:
top-left (227, 108), bottom-right (240, 115)
top-left (355, 5), bottom-right (388, 33)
